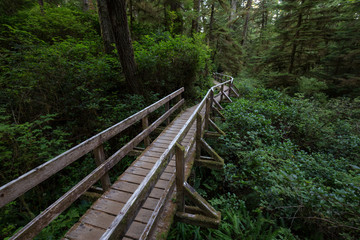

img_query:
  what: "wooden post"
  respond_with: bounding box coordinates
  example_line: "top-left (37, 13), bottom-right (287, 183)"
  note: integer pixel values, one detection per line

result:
top-left (220, 84), bottom-right (224, 102)
top-left (142, 116), bottom-right (150, 147)
top-left (204, 95), bottom-right (211, 131)
top-left (165, 102), bottom-right (170, 125)
top-left (196, 113), bottom-right (202, 159)
top-left (93, 145), bottom-right (111, 191)
top-left (175, 143), bottom-right (185, 212)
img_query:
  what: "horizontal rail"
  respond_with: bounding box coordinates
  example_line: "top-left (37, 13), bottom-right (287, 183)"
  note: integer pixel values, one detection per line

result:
top-left (9, 99), bottom-right (185, 240)
top-left (0, 88), bottom-right (184, 208)
top-left (101, 74), bottom-right (234, 239)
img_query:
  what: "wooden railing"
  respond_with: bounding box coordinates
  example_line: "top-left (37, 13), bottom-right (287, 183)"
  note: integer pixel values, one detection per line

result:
top-left (101, 74), bottom-right (240, 239)
top-left (0, 88), bottom-right (184, 240)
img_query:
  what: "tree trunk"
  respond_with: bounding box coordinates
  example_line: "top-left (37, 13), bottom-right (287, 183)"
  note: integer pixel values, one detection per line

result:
top-left (129, 0), bottom-right (134, 34)
top-left (288, 0), bottom-right (304, 74)
top-left (191, 0), bottom-right (201, 35)
top-left (105, 0), bottom-right (142, 95)
top-left (97, 0), bottom-right (115, 54)
top-left (241, 0), bottom-right (252, 46)
top-left (83, 0), bottom-right (89, 11)
top-left (208, 3), bottom-right (215, 45)
top-left (261, 0), bottom-right (268, 30)
top-left (38, 0), bottom-right (44, 14)
top-left (229, 0), bottom-right (237, 22)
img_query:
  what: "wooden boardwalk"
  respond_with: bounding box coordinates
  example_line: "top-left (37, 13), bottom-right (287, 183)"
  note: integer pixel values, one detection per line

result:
top-left (64, 106), bottom-right (198, 240)
top-left (0, 73), bottom-right (239, 240)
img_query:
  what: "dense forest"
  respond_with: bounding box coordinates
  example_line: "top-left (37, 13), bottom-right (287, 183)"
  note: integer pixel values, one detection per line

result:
top-left (0, 0), bottom-right (359, 239)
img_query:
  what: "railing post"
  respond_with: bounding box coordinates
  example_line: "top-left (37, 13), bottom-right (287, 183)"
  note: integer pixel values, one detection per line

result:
top-left (93, 145), bottom-right (111, 191)
top-left (204, 92), bottom-right (212, 130)
top-left (165, 102), bottom-right (170, 125)
top-left (142, 116), bottom-right (151, 147)
top-left (196, 113), bottom-right (202, 160)
top-left (175, 143), bottom-right (185, 212)
top-left (220, 84), bottom-right (224, 102)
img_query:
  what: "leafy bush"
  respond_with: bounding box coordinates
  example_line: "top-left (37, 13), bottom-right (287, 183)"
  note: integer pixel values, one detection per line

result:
top-left (134, 33), bottom-right (212, 99)
top-left (219, 84), bottom-right (360, 239)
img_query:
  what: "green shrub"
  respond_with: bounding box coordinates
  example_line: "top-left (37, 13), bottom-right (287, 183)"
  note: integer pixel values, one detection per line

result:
top-left (218, 83), bottom-right (360, 239)
top-left (134, 33), bottom-right (212, 99)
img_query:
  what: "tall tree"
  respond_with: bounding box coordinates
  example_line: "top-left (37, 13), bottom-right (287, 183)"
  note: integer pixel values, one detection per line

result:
top-left (97, 0), bottom-right (115, 54)
top-left (241, 0), bottom-right (252, 46)
top-left (191, 0), bottom-right (201, 35)
top-left (105, 0), bottom-right (142, 94)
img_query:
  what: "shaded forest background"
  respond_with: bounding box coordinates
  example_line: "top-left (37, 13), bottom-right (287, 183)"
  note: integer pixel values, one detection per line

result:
top-left (0, 0), bottom-right (359, 239)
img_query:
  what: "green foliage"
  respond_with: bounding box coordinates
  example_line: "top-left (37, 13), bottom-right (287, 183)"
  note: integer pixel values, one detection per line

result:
top-left (297, 76), bottom-right (328, 100)
top-left (219, 83), bottom-right (360, 239)
top-left (134, 33), bottom-right (212, 99)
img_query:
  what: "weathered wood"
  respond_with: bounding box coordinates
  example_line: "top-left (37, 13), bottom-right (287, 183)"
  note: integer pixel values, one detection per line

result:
top-left (230, 87), bottom-right (240, 97)
top-left (138, 169), bottom-right (175, 239)
top-left (220, 84), bottom-right (224, 102)
top-left (176, 212), bottom-right (220, 229)
top-left (223, 91), bottom-right (232, 102)
top-left (142, 116), bottom-right (151, 147)
top-left (208, 119), bottom-right (226, 136)
top-left (8, 98), bottom-right (185, 240)
top-left (194, 159), bottom-right (224, 170)
top-left (93, 145), bottom-right (111, 191)
top-left (195, 114), bottom-right (202, 160)
top-left (128, 149), bottom-right (143, 157)
top-left (0, 88), bottom-right (184, 208)
top-left (213, 99), bottom-right (223, 110)
top-left (165, 102), bottom-right (170, 125)
top-left (212, 106), bottom-right (226, 120)
top-left (204, 131), bottom-right (223, 138)
top-left (183, 182), bottom-right (219, 219)
top-left (175, 143), bottom-right (185, 213)
top-left (200, 138), bottom-right (224, 165)
top-left (204, 96), bottom-right (211, 130)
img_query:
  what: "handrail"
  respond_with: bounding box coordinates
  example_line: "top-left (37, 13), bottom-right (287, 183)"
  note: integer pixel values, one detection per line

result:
top-left (101, 74), bottom-right (235, 240)
top-left (2, 88), bottom-right (184, 240)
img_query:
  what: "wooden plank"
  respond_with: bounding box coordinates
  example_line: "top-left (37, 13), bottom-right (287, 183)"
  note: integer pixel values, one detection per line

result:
top-left (208, 119), bottom-right (226, 136)
top-left (165, 102), bottom-right (170, 125)
top-left (149, 188), bottom-right (165, 199)
top-left (175, 143), bottom-right (185, 212)
top-left (142, 116), bottom-right (151, 147)
top-left (139, 170), bottom-right (176, 240)
top-left (121, 173), bottom-right (145, 185)
top-left (176, 212), bottom-right (220, 229)
top-left (223, 91), bottom-right (232, 102)
top-left (133, 161), bottom-right (154, 170)
top-left (126, 167), bottom-right (149, 177)
top-left (200, 138), bottom-right (224, 164)
top-left (160, 172), bottom-right (173, 181)
top-left (134, 208), bottom-right (153, 223)
top-left (106, 189), bottom-right (132, 203)
top-left (111, 181), bottom-right (139, 194)
top-left (66, 223), bottom-right (105, 240)
top-left (212, 106), bottom-right (226, 120)
top-left (155, 179), bottom-right (168, 189)
top-left (82, 209), bottom-right (115, 229)
top-left (124, 221), bottom-right (146, 240)
top-left (0, 88), bottom-right (184, 208)
top-left (93, 145), bottom-right (111, 191)
top-left (92, 198), bottom-right (124, 215)
top-left (196, 114), bottom-right (202, 159)
top-left (213, 98), bottom-right (223, 110)
top-left (183, 182), bottom-right (219, 219)
top-left (142, 197), bottom-right (159, 210)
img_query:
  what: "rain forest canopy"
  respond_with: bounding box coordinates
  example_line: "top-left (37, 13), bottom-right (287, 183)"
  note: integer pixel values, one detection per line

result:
top-left (0, 0), bottom-right (359, 239)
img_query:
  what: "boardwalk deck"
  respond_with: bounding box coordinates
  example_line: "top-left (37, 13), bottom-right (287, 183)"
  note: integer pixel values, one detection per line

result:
top-left (64, 106), bottom-right (199, 240)
top-left (1, 73), bottom-right (237, 240)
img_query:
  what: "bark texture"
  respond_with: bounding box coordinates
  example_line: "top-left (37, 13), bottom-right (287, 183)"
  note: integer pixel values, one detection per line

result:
top-left (105, 0), bottom-right (142, 94)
